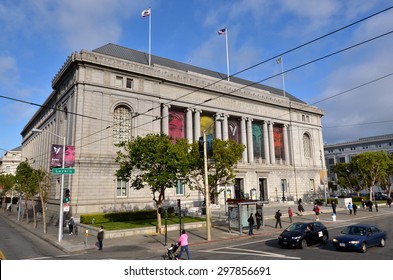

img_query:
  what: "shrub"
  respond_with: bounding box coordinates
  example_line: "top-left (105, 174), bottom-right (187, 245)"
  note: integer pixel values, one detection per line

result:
top-left (80, 209), bottom-right (157, 224)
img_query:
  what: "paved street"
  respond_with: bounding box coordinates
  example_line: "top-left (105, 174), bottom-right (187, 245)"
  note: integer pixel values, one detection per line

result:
top-left (1, 202), bottom-right (392, 260)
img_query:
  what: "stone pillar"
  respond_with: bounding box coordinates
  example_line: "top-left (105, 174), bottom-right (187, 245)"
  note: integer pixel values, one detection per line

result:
top-left (240, 117), bottom-right (248, 163)
top-left (186, 108), bottom-right (193, 144)
top-left (269, 121), bottom-right (275, 164)
top-left (215, 114), bottom-right (223, 140)
top-left (162, 104), bottom-right (170, 135)
top-left (193, 109), bottom-right (201, 142)
top-left (222, 114), bottom-right (229, 141)
top-left (247, 118), bottom-right (254, 164)
top-left (283, 124), bottom-right (290, 165)
top-left (263, 120), bottom-right (270, 164)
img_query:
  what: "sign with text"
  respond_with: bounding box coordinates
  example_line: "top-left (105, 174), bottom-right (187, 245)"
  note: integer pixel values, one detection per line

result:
top-left (52, 168), bottom-right (75, 174)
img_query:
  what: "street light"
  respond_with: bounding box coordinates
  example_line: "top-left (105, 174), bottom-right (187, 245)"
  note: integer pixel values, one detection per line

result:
top-left (202, 116), bottom-right (224, 241)
top-left (320, 150), bottom-right (327, 206)
top-left (32, 128), bottom-right (66, 243)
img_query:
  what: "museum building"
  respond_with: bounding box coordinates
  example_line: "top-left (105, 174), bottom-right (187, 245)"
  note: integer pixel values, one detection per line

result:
top-left (21, 43), bottom-right (325, 218)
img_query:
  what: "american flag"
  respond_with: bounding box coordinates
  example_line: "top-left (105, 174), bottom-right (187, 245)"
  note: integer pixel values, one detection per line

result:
top-left (217, 28), bottom-right (226, 35)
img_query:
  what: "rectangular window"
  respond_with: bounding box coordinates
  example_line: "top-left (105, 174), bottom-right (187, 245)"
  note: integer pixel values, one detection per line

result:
top-left (309, 179), bottom-right (315, 192)
top-left (116, 179), bottom-right (127, 197)
top-left (126, 78), bottom-right (133, 88)
top-left (281, 179), bottom-right (287, 192)
top-left (176, 180), bottom-right (184, 195)
top-left (115, 76), bottom-right (123, 87)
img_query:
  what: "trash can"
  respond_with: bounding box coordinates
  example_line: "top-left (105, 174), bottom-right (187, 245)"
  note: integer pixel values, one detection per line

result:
top-left (332, 213), bottom-right (336, 222)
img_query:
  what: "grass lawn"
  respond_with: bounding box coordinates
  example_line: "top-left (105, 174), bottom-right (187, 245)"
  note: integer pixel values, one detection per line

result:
top-left (86, 216), bottom-right (206, 231)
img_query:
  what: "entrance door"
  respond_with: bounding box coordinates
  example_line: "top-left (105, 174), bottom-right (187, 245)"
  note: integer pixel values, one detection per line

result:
top-left (259, 178), bottom-right (268, 201)
top-left (234, 178), bottom-right (244, 199)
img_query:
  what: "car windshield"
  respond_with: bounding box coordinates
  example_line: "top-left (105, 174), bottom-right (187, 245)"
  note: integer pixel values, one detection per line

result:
top-left (341, 226), bottom-right (365, 236)
top-left (285, 223), bottom-right (307, 232)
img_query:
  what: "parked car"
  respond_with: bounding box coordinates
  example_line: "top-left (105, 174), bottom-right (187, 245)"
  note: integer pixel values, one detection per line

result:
top-left (278, 222), bottom-right (329, 249)
top-left (332, 224), bottom-right (386, 253)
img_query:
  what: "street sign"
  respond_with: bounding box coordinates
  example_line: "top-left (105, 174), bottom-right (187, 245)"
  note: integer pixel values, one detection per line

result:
top-left (52, 168), bottom-right (75, 174)
top-left (63, 203), bottom-right (70, 212)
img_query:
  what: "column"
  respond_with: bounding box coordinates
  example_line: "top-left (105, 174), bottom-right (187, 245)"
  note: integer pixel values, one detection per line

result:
top-left (215, 114), bottom-right (222, 139)
top-left (263, 120), bottom-right (270, 164)
top-left (186, 108), bottom-right (193, 144)
top-left (162, 104), bottom-right (170, 135)
top-left (283, 124), bottom-right (290, 165)
top-left (247, 118), bottom-right (254, 164)
top-left (240, 117), bottom-right (248, 163)
top-left (193, 109), bottom-right (201, 142)
top-left (222, 114), bottom-right (229, 141)
top-left (269, 121), bottom-right (275, 164)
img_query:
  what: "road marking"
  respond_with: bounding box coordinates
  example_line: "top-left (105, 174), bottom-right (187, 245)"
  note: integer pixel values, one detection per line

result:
top-left (199, 247), bottom-right (300, 259)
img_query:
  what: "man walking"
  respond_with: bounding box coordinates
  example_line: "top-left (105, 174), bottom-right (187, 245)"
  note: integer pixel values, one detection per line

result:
top-left (248, 213), bottom-right (255, 235)
top-left (275, 210), bottom-right (282, 228)
top-left (97, 225), bottom-right (104, 250)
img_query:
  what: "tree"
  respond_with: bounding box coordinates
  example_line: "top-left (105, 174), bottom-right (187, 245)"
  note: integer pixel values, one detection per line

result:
top-left (115, 134), bottom-right (191, 233)
top-left (379, 153), bottom-right (393, 198)
top-left (351, 151), bottom-right (389, 201)
top-left (187, 138), bottom-right (245, 203)
top-left (15, 161), bottom-right (36, 225)
top-left (33, 169), bottom-right (51, 233)
top-left (332, 162), bottom-right (362, 195)
top-left (0, 173), bottom-right (16, 212)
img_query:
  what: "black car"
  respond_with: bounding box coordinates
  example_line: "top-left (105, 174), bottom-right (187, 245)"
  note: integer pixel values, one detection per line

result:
top-left (278, 222), bottom-right (329, 249)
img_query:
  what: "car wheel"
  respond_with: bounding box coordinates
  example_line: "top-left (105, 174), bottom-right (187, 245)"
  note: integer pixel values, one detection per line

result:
top-left (379, 238), bottom-right (385, 247)
top-left (360, 243), bottom-right (367, 253)
top-left (321, 234), bottom-right (328, 244)
top-left (300, 239), bottom-right (307, 249)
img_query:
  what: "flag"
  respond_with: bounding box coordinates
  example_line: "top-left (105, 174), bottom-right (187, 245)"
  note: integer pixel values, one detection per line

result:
top-left (141, 8), bottom-right (151, 17)
top-left (276, 56), bottom-right (282, 64)
top-left (217, 28), bottom-right (226, 35)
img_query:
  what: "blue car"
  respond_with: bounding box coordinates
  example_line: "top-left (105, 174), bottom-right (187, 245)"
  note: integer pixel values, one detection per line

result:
top-left (332, 224), bottom-right (386, 253)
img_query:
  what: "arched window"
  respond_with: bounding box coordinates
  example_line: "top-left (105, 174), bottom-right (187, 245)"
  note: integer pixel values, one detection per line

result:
top-left (303, 133), bottom-right (311, 158)
top-left (113, 105), bottom-right (132, 144)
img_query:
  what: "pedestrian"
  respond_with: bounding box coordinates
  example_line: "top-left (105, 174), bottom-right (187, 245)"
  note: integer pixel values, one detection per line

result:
top-left (248, 213), bottom-right (255, 235)
top-left (331, 201), bottom-right (337, 215)
top-left (387, 197), bottom-right (392, 208)
top-left (361, 199), bottom-right (365, 210)
top-left (97, 225), bottom-right (104, 250)
top-left (275, 210), bottom-right (282, 228)
top-left (348, 202), bottom-right (353, 215)
top-left (255, 211), bottom-right (262, 230)
top-left (68, 217), bottom-right (75, 235)
top-left (368, 200), bottom-right (373, 211)
top-left (177, 229), bottom-right (191, 260)
top-left (374, 200), bottom-right (379, 212)
top-left (288, 207), bottom-right (293, 223)
top-left (297, 203), bottom-right (304, 216)
top-left (353, 203), bottom-right (358, 215)
top-left (313, 204), bottom-right (320, 221)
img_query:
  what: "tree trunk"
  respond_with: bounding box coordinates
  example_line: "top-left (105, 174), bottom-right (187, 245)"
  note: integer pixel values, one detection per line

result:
top-left (31, 198), bottom-right (37, 229)
top-left (39, 193), bottom-right (47, 234)
top-left (25, 199), bottom-right (29, 224)
top-left (156, 207), bottom-right (162, 234)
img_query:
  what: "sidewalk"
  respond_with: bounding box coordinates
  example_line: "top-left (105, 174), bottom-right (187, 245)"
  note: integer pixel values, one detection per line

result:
top-left (1, 202), bottom-right (344, 255)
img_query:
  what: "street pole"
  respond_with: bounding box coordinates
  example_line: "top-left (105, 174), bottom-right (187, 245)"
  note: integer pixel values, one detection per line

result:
top-left (58, 136), bottom-right (66, 242)
top-left (320, 150), bottom-right (327, 206)
top-left (203, 130), bottom-right (211, 241)
top-left (32, 128), bottom-right (65, 242)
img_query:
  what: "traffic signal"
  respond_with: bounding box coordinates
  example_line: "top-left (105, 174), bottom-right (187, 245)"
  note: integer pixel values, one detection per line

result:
top-left (64, 189), bottom-right (70, 203)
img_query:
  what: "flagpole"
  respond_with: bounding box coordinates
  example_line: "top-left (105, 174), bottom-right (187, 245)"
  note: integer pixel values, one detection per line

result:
top-left (225, 28), bottom-right (230, 81)
top-left (149, 8), bottom-right (152, 66)
top-left (280, 56), bottom-right (286, 97)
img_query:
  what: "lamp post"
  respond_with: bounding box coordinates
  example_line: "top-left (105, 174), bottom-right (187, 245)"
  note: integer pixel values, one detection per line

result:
top-left (32, 128), bottom-right (66, 243)
top-left (202, 116), bottom-right (224, 241)
top-left (320, 150), bottom-right (327, 206)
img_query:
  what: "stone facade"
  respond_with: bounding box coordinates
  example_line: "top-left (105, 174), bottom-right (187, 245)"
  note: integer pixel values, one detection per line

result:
top-left (21, 44), bottom-right (325, 218)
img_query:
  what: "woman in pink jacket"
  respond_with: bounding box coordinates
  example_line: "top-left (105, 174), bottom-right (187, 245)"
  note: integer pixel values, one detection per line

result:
top-left (177, 229), bottom-right (191, 260)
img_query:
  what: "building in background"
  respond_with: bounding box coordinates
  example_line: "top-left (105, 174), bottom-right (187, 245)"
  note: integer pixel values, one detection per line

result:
top-left (21, 44), bottom-right (325, 219)
top-left (324, 134), bottom-right (393, 193)
top-left (0, 146), bottom-right (22, 175)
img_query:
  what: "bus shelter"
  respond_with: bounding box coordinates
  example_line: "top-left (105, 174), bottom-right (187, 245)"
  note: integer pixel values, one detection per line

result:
top-left (227, 199), bottom-right (264, 235)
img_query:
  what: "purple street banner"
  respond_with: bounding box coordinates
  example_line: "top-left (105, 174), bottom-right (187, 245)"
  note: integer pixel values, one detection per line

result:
top-left (50, 145), bottom-right (75, 168)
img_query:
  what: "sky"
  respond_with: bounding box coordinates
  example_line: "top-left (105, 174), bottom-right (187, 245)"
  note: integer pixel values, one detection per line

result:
top-left (1, 0), bottom-right (393, 155)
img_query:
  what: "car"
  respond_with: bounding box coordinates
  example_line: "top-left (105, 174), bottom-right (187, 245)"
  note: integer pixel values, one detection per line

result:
top-left (278, 222), bottom-right (329, 249)
top-left (332, 224), bottom-right (386, 253)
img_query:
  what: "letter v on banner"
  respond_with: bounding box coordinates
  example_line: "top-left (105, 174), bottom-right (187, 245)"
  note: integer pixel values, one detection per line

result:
top-left (51, 144), bottom-right (63, 168)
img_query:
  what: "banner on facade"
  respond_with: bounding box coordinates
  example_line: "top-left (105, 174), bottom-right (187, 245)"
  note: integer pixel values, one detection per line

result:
top-left (50, 145), bottom-right (75, 168)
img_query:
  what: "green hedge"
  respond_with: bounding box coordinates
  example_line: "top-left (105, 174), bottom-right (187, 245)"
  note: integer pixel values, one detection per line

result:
top-left (80, 209), bottom-right (157, 224)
